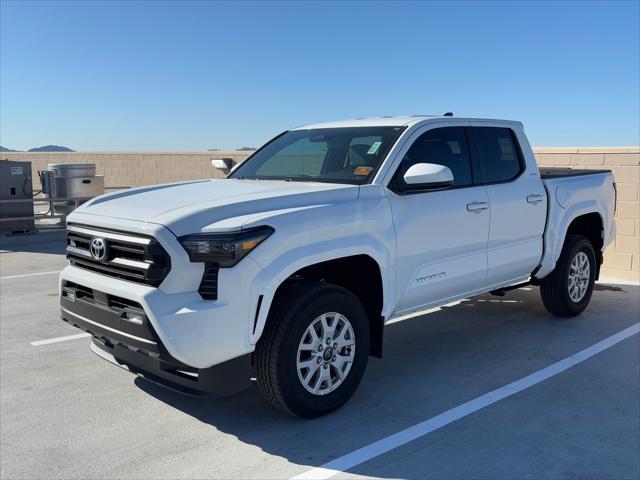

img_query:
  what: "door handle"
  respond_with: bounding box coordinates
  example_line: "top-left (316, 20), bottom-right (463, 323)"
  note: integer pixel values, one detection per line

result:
top-left (466, 202), bottom-right (489, 213)
top-left (527, 194), bottom-right (545, 205)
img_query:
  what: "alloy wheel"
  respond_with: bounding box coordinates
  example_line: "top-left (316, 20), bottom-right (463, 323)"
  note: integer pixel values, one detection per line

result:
top-left (296, 312), bottom-right (356, 395)
top-left (568, 251), bottom-right (590, 303)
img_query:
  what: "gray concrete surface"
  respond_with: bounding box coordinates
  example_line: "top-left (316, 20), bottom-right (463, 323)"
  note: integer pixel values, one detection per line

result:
top-left (1, 237), bottom-right (639, 480)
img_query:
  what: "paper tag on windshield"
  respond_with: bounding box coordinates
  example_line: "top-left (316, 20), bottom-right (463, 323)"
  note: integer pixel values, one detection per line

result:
top-left (354, 166), bottom-right (373, 176)
top-left (367, 142), bottom-right (382, 155)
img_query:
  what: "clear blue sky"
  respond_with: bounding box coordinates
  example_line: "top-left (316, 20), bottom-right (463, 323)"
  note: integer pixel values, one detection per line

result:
top-left (1, 0), bottom-right (638, 151)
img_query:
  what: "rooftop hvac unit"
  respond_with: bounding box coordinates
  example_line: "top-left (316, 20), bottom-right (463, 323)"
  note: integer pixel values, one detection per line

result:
top-left (41, 163), bottom-right (105, 214)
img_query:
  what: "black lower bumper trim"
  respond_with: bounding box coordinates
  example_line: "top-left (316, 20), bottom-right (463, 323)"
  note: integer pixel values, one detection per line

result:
top-left (61, 281), bottom-right (251, 397)
top-left (61, 303), bottom-right (160, 355)
top-left (91, 337), bottom-right (252, 398)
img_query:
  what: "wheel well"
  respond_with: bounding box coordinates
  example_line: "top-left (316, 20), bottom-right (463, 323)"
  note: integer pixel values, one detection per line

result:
top-left (272, 255), bottom-right (385, 358)
top-left (566, 212), bottom-right (604, 277)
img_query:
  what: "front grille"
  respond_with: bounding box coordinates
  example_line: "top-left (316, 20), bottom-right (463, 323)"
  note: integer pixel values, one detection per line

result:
top-left (66, 223), bottom-right (171, 287)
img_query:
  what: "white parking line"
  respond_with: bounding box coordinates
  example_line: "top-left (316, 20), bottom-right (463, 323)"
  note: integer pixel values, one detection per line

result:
top-left (0, 270), bottom-right (60, 280)
top-left (292, 322), bottom-right (640, 480)
top-left (30, 333), bottom-right (90, 346)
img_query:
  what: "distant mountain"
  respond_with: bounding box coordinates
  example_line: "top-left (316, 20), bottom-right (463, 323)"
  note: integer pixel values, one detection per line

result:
top-left (236, 147), bottom-right (256, 151)
top-left (28, 145), bottom-right (75, 152)
top-left (0, 145), bottom-right (20, 152)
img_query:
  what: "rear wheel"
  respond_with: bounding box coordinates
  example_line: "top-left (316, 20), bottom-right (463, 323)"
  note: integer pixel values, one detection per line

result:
top-left (256, 282), bottom-right (370, 417)
top-left (540, 234), bottom-right (596, 317)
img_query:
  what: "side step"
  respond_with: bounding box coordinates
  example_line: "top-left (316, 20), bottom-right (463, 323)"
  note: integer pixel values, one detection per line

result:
top-left (490, 279), bottom-right (537, 297)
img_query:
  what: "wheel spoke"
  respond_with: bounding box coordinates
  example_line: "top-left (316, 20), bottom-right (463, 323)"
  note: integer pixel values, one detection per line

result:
top-left (303, 362), bottom-right (321, 385)
top-left (313, 380), bottom-right (324, 394)
top-left (313, 367), bottom-right (330, 393)
top-left (298, 357), bottom-right (318, 371)
top-left (320, 314), bottom-right (336, 340)
top-left (334, 330), bottom-right (346, 348)
top-left (572, 254), bottom-right (581, 270)
top-left (334, 323), bottom-right (354, 349)
top-left (299, 326), bottom-right (320, 351)
top-left (332, 364), bottom-right (345, 382)
top-left (333, 354), bottom-right (350, 373)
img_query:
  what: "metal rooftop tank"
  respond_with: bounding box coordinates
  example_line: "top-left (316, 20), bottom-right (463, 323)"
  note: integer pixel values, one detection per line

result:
top-left (45, 163), bottom-right (104, 214)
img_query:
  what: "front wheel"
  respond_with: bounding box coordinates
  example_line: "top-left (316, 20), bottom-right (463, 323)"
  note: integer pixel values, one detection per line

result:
top-left (540, 234), bottom-right (597, 317)
top-left (256, 283), bottom-right (370, 417)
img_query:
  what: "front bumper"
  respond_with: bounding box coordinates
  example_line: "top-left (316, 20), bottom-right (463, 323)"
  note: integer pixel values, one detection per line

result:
top-left (59, 213), bottom-right (279, 371)
top-left (60, 241), bottom-right (277, 371)
top-left (60, 258), bottom-right (275, 368)
top-left (61, 281), bottom-right (252, 396)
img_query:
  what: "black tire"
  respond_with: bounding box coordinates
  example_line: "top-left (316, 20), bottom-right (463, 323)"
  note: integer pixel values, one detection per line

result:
top-left (256, 282), bottom-right (370, 417)
top-left (540, 234), bottom-right (597, 317)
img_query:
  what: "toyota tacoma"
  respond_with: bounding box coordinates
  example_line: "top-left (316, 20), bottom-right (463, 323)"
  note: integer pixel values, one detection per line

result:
top-left (60, 115), bottom-right (617, 417)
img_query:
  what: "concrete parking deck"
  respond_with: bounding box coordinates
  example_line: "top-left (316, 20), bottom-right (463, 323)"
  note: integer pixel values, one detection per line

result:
top-left (1, 236), bottom-right (639, 479)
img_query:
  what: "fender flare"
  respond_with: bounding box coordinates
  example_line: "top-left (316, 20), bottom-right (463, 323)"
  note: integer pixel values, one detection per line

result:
top-left (248, 236), bottom-right (393, 345)
top-left (536, 201), bottom-right (606, 279)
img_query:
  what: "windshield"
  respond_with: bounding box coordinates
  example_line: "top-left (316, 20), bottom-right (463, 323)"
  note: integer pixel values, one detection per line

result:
top-left (229, 126), bottom-right (406, 185)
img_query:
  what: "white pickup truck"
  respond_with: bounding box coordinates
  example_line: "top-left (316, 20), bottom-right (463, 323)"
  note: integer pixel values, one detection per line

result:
top-left (60, 115), bottom-right (617, 417)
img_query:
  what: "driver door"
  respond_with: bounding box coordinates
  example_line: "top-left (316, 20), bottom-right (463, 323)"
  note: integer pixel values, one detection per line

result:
top-left (387, 126), bottom-right (490, 314)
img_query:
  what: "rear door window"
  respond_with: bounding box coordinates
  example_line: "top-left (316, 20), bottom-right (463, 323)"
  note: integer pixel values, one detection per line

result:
top-left (473, 127), bottom-right (524, 183)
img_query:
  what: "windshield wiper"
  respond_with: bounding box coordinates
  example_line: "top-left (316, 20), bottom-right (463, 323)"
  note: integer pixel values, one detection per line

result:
top-left (284, 175), bottom-right (315, 182)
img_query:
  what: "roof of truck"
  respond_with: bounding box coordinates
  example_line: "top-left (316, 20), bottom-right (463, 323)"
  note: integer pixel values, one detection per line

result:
top-left (292, 115), bottom-right (523, 130)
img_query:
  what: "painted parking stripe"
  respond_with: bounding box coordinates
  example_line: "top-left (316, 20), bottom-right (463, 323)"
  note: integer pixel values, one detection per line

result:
top-left (30, 333), bottom-right (90, 346)
top-left (0, 270), bottom-right (60, 280)
top-left (292, 322), bottom-right (640, 480)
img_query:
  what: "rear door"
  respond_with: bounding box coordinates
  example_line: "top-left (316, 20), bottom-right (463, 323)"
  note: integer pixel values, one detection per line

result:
top-left (470, 126), bottom-right (547, 285)
top-left (386, 125), bottom-right (491, 314)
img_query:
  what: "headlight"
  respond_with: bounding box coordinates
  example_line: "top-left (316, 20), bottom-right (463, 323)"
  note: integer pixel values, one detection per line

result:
top-left (178, 226), bottom-right (274, 267)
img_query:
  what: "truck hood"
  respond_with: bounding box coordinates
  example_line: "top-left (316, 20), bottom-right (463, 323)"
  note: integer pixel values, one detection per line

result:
top-left (73, 179), bottom-right (359, 236)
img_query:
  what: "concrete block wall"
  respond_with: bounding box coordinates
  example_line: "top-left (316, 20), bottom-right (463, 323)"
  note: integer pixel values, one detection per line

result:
top-left (535, 147), bottom-right (639, 281)
top-left (2, 151), bottom-right (253, 190)
top-left (3, 147), bottom-right (639, 281)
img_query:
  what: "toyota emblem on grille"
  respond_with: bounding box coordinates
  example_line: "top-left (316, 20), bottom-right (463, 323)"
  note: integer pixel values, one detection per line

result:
top-left (90, 237), bottom-right (108, 261)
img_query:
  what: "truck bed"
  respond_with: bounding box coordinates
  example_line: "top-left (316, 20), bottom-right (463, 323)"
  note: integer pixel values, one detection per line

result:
top-left (537, 165), bottom-right (616, 280)
top-left (539, 167), bottom-right (611, 179)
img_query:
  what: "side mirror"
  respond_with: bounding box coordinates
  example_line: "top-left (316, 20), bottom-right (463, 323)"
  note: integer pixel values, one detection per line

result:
top-left (211, 157), bottom-right (236, 174)
top-left (402, 163), bottom-right (454, 190)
